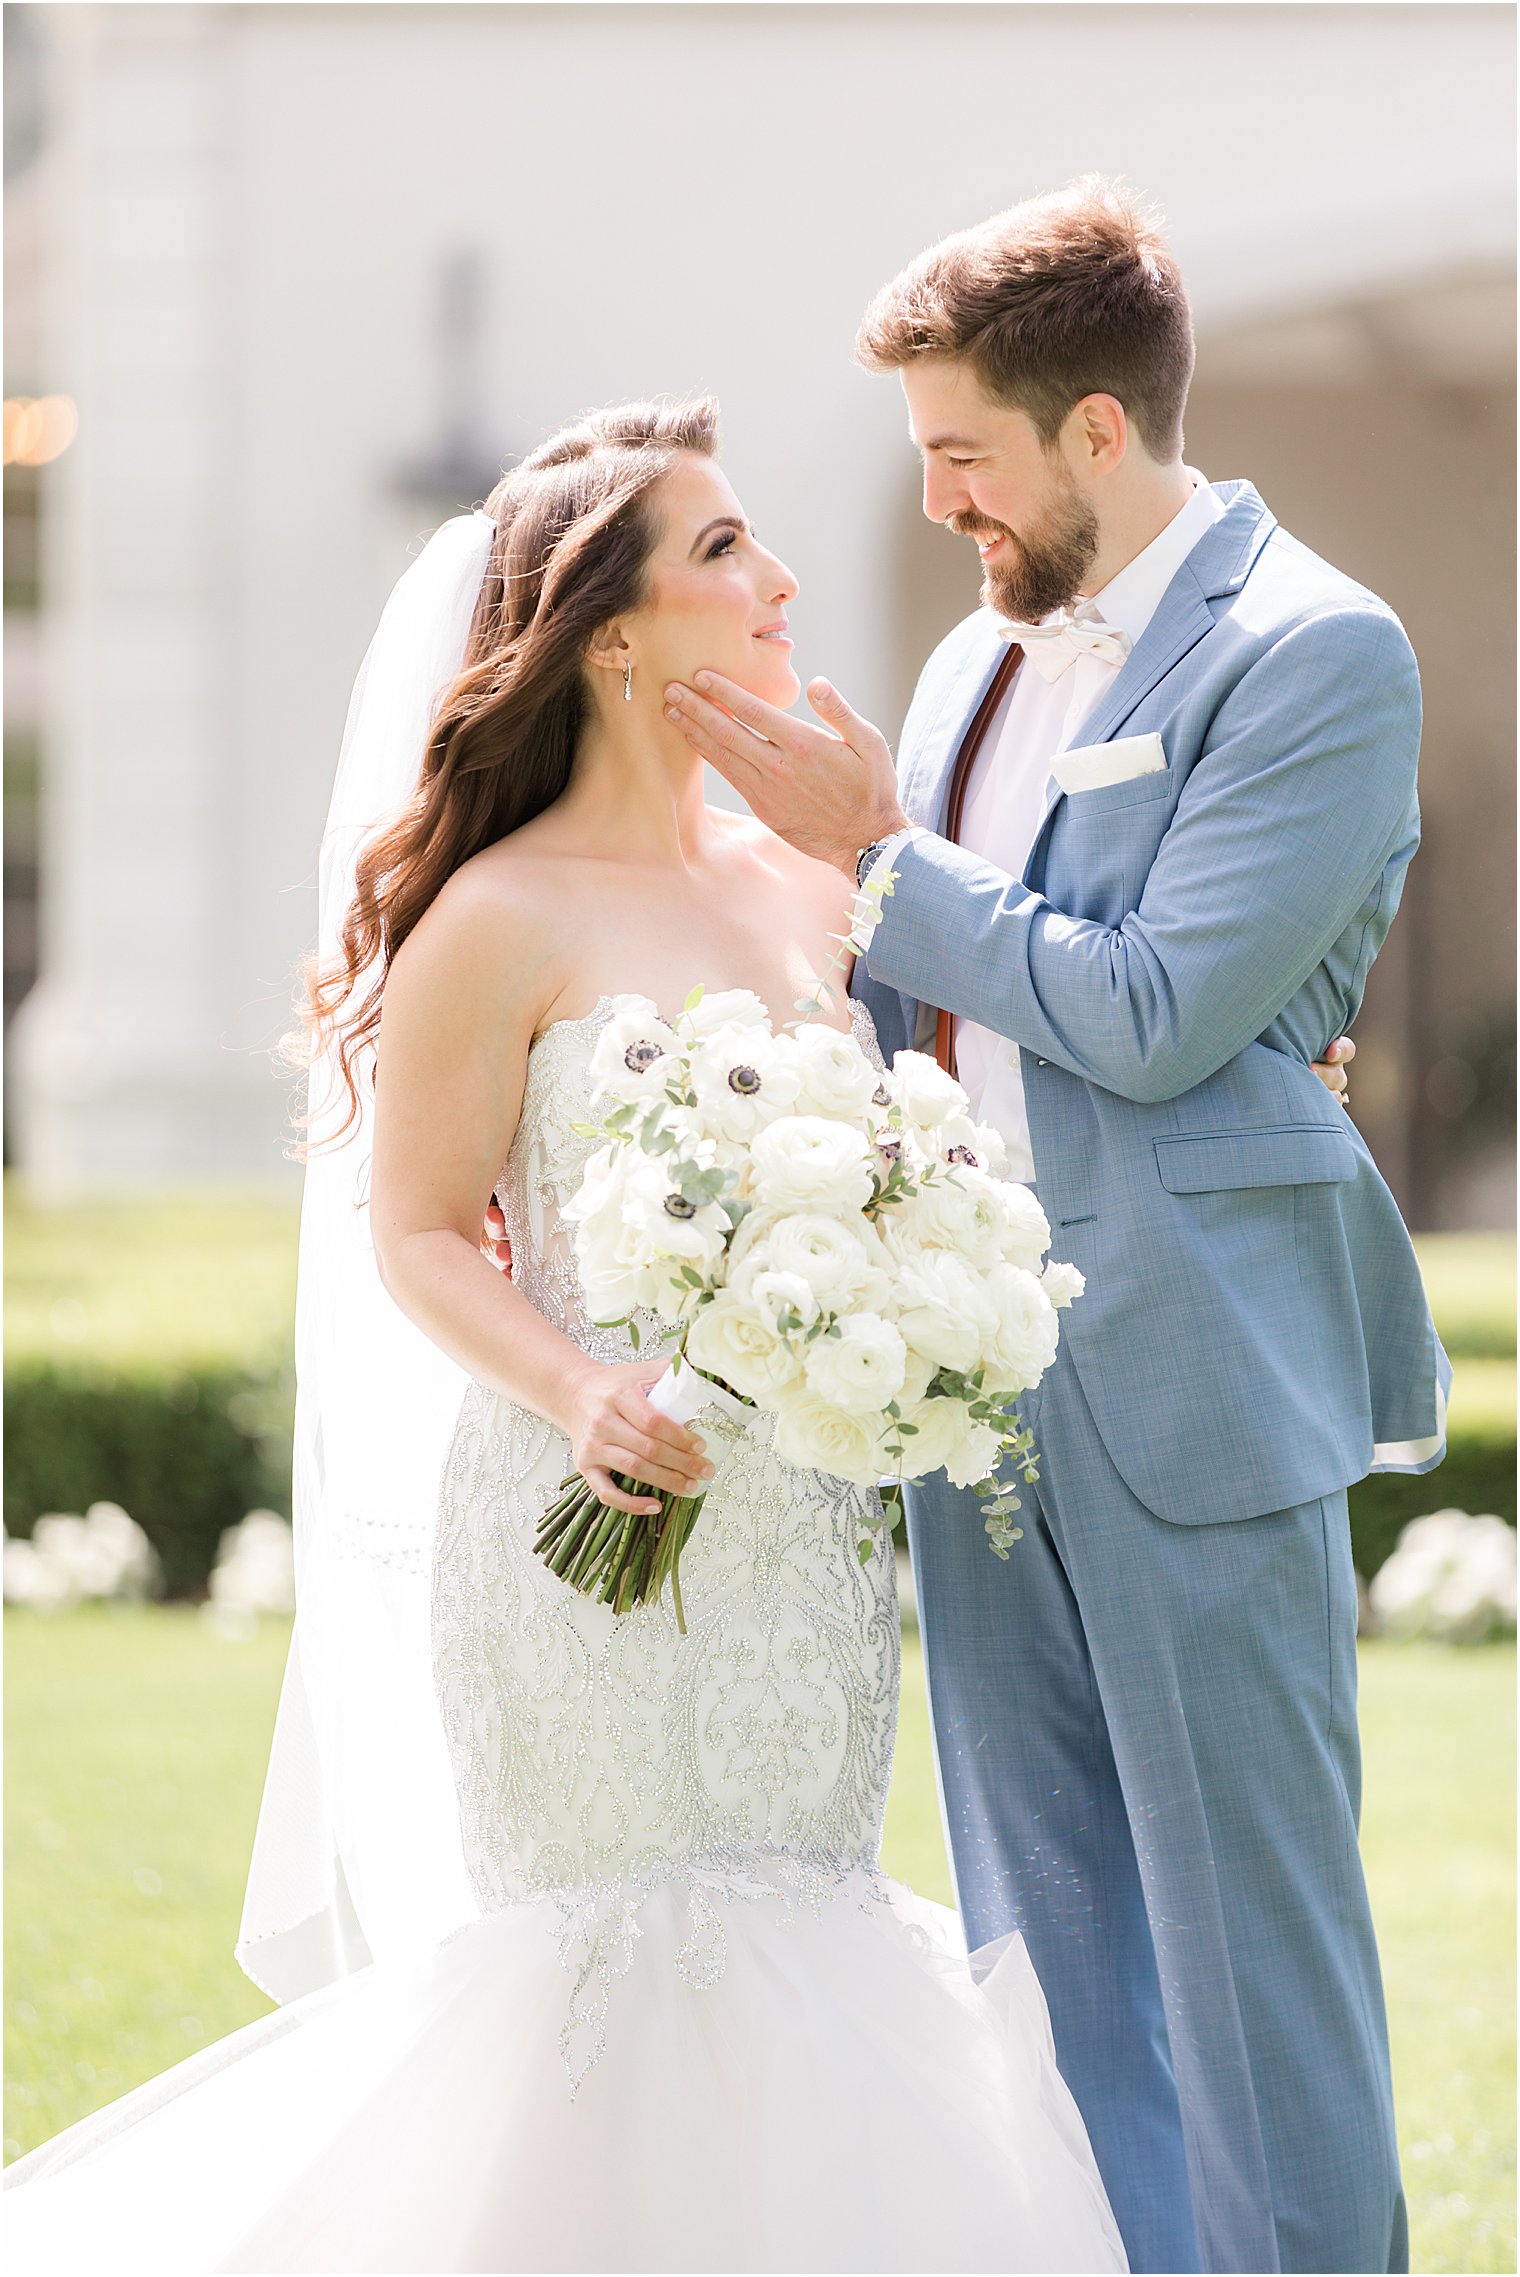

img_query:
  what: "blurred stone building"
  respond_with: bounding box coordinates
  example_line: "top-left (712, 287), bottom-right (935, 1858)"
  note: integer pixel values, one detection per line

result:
top-left (4, 1), bottom-right (1514, 1227)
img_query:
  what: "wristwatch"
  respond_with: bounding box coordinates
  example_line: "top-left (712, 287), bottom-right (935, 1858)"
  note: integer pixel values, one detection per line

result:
top-left (854, 836), bottom-right (894, 887)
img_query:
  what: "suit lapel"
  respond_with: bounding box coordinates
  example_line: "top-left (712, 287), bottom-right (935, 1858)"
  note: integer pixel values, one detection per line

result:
top-left (1020, 483), bottom-right (1279, 883)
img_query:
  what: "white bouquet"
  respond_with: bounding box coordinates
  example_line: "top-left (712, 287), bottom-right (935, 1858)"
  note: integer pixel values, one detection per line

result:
top-left (534, 984), bottom-right (1083, 1629)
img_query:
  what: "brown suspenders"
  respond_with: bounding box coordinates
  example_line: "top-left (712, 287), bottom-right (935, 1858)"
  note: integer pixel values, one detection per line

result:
top-left (932, 645), bottom-right (1023, 1079)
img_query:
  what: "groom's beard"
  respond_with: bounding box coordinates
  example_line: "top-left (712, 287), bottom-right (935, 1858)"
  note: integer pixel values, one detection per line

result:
top-left (951, 477), bottom-right (1101, 623)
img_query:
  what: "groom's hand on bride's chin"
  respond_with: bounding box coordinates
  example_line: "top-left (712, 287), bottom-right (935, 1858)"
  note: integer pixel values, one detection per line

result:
top-left (664, 671), bottom-right (909, 879)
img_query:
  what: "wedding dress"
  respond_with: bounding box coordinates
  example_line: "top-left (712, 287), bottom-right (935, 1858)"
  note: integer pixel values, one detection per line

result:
top-left (5, 993), bottom-right (1125, 2276)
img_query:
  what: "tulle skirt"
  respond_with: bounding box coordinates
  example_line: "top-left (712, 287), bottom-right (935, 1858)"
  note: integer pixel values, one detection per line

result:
top-left (5, 1869), bottom-right (1126, 2274)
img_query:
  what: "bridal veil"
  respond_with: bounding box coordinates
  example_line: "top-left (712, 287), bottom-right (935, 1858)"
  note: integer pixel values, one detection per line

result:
top-left (236, 513), bottom-right (496, 2001)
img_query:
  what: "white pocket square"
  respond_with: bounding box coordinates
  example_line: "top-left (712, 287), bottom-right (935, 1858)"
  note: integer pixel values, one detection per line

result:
top-left (1052, 731), bottom-right (1168, 796)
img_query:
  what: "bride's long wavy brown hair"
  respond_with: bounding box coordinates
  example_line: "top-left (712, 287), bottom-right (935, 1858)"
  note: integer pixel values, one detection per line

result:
top-left (296, 397), bottom-right (718, 1143)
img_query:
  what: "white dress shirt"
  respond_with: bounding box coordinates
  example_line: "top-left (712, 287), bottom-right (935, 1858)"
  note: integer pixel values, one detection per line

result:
top-left (950, 471), bottom-right (1227, 1180)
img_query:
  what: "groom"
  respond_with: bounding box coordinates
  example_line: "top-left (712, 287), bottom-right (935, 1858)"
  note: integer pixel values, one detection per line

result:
top-left (666, 179), bottom-right (1449, 2275)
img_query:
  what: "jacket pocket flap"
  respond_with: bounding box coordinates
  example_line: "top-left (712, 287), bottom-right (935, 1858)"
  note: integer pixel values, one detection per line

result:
top-left (1154, 1125), bottom-right (1356, 1194)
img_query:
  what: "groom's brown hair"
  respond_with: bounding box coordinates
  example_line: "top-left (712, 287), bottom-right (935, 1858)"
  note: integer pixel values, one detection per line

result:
top-left (857, 175), bottom-right (1194, 462)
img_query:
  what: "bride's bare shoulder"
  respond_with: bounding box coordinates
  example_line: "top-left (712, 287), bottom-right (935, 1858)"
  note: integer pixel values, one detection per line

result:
top-left (388, 836), bottom-right (569, 1028)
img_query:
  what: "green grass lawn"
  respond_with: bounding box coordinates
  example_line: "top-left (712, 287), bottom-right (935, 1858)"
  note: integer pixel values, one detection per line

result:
top-left (6, 1608), bottom-right (1513, 2271)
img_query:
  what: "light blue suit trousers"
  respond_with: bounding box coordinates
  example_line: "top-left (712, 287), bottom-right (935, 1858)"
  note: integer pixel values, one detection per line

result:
top-left (854, 484), bottom-right (1445, 2273)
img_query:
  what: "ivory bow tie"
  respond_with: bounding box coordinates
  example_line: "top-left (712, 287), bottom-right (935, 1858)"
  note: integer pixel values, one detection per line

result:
top-left (996, 605), bottom-right (1133, 681)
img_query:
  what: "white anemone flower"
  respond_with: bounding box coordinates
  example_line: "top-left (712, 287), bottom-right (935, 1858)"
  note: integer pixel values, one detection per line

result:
top-left (588, 998), bottom-right (681, 1104)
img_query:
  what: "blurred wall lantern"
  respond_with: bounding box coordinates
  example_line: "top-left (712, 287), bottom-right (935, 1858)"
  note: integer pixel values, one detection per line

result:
top-left (3, 395), bottom-right (78, 468)
top-left (390, 248), bottom-right (509, 518)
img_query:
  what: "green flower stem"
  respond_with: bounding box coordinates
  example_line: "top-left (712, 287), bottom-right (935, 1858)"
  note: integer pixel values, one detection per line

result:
top-left (569, 1499), bottom-right (629, 1589)
top-left (548, 1503), bottom-right (601, 1578)
top-left (599, 1511), bottom-right (641, 1604)
top-left (533, 1468), bottom-right (712, 1627)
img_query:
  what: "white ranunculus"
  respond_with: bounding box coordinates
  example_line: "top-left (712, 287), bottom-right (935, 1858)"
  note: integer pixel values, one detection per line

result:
top-left (732, 1265), bottom-right (820, 1332)
top-left (1041, 1260), bottom-right (1086, 1310)
top-left (686, 1292), bottom-right (805, 1401)
top-left (588, 999), bottom-right (681, 1103)
top-left (721, 1206), bottom-right (783, 1278)
top-left (748, 1116), bottom-right (876, 1217)
top-left (982, 1263), bottom-right (1061, 1394)
top-left (993, 1181), bottom-right (1053, 1273)
top-left (803, 1312), bottom-right (908, 1414)
top-left (686, 1023), bottom-right (804, 1141)
top-left (895, 1249), bottom-right (999, 1377)
top-left (895, 1343), bottom-right (938, 1411)
top-left (772, 1390), bottom-right (888, 1486)
top-left (872, 1208), bottom-right (931, 1275)
top-left (905, 1162), bottom-right (1012, 1270)
top-left (764, 1213), bottom-right (891, 1314)
top-left (676, 987), bottom-right (772, 1040)
top-left (789, 1020), bottom-right (880, 1123)
top-left (890, 1050), bottom-right (970, 1131)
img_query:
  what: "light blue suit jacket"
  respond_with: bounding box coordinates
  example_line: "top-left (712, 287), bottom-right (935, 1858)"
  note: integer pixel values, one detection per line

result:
top-left (855, 481), bottom-right (1449, 1525)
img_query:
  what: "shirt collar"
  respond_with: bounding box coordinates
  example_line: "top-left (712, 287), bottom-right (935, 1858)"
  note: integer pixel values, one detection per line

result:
top-left (1084, 470), bottom-right (1225, 649)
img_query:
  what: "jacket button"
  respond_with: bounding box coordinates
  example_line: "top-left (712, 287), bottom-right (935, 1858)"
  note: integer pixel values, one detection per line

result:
top-left (1036, 1058), bottom-right (1048, 1067)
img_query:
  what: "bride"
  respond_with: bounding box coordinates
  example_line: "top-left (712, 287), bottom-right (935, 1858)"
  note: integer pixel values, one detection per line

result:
top-left (5, 399), bottom-right (1125, 2274)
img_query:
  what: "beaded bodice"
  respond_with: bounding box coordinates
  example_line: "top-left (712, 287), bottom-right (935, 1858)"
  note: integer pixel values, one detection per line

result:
top-left (430, 993), bottom-right (899, 2079)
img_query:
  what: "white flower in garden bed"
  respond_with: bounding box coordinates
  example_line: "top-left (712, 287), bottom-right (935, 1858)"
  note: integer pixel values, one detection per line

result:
top-left (536, 978), bottom-right (1085, 1629)
top-left (206, 1509), bottom-right (296, 1627)
top-left (2, 1503), bottom-right (161, 1609)
top-left (1368, 1509), bottom-right (1517, 1644)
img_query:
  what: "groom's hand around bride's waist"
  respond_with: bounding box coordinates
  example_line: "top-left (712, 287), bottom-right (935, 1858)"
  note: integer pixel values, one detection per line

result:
top-left (664, 670), bottom-right (909, 880)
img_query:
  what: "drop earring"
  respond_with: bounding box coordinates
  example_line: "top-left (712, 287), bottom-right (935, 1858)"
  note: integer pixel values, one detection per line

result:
top-left (622, 661), bottom-right (633, 703)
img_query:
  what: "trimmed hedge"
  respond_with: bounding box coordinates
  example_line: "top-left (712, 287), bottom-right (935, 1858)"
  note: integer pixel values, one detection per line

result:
top-left (4, 1364), bottom-right (293, 1600)
top-left (2, 1357), bottom-right (1511, 1597)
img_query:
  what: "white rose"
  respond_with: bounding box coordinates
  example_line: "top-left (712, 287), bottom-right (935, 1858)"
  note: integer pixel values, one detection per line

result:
top-left (686, 1292), bottom-right (805, 1401)
top-left (942, 1417), bottom-right (1009, 1492)
top-left (982, 1263), bottom-right (1061, 1394)
top-left (993, 1182), bottom-right (1053, 1273)
top-left (765, 1214), bottom-right (892, 1314)
top-left (803, 1312), bottom-right (908, 1414)
top-left (565, 1147), bottom-right (649, 1287)
top-left (905, 1162), bottom-right (1011, 1270)
top-left (588, 999), bottom-right (681, 1104)
top-left (687, 1024), bottom-right (804, 1141)
top-left (772, 1391), bottom-right (887, 1486)
top-left (890, 1049), bottom-right (969, 1131)
top-left (749, 1116), bottom-right (876, 1217)
top-left (895, 1249), bottom-right (999, 1377)
top-left (1041, 1260), bottom-right (1086, 1311)
top-left (580, 1254), bottom-right (660, 1324)
top-left (890, 1392), bottom-right (969, 1482)
top-left (676, 987), bottom-right (771, 1040)
top-left (789, 1020), bottom-right (880, 1123)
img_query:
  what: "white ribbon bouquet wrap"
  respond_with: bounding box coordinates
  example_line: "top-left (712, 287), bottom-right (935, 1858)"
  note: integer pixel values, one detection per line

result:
top-left (537, 981), bottom-right (1085, 1631)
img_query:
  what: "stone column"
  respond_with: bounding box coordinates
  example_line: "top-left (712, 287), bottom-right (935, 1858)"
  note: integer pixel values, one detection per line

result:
top-left (11, 3), bottom-right (271, 1189)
